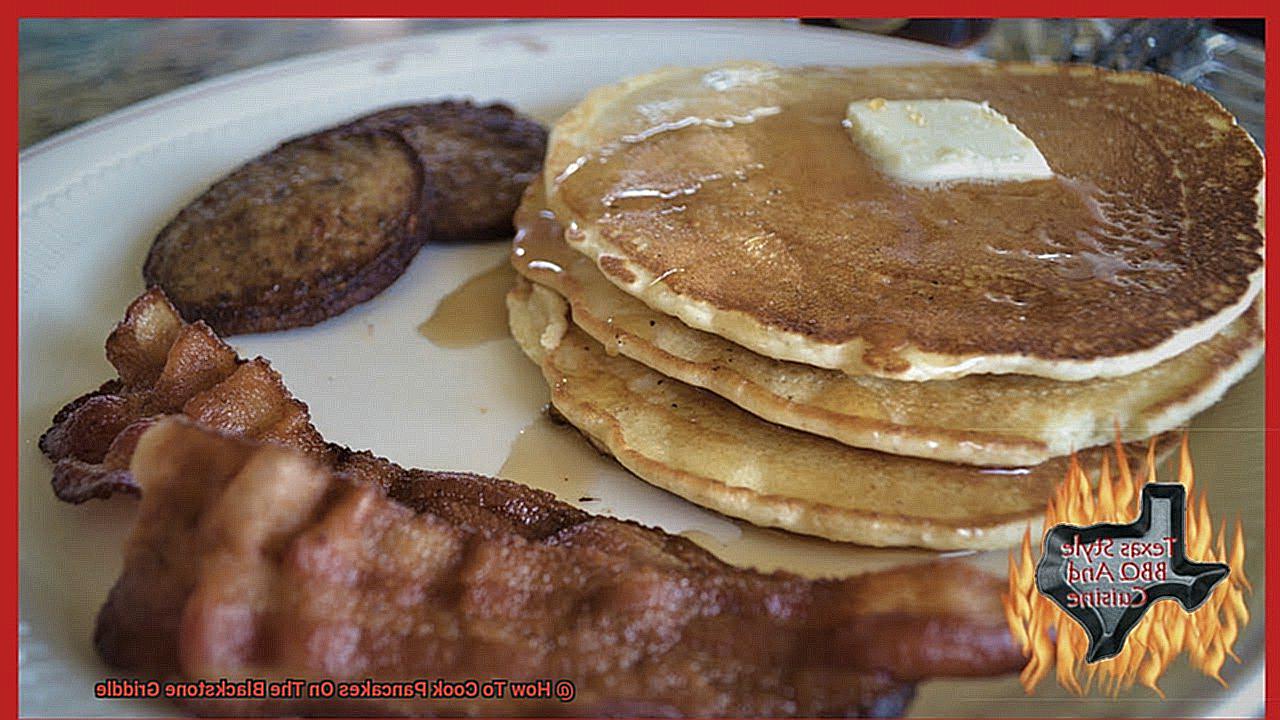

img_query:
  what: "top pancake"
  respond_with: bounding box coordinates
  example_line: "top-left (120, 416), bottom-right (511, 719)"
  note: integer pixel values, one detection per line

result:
top-left (544, 62), bottom-right (1265, 381)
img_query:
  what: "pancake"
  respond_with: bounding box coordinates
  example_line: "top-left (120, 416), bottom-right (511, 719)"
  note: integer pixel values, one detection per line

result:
top-left (513, 188), bottom-right (1264, 466)
top-left (544, 62), bottom-right (1265, 381)
top-left (507, 276), bottom-right (1172, 550)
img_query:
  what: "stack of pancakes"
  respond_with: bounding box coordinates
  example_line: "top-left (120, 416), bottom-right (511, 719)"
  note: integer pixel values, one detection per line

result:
top-left (508, 62), bottom-right (1265, 550)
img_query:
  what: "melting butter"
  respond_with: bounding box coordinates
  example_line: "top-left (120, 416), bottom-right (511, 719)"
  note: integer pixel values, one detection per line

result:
top-left (845, 98), bottom-right (1053, 184)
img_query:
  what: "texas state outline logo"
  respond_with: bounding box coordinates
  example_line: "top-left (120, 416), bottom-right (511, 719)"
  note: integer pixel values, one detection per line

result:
top-left (1003, 436), bottom-right (1249, 697)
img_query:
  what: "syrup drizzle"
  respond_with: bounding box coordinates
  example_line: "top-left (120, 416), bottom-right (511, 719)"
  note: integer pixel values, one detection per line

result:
top-left (418, 261), bottom-right (517, 348)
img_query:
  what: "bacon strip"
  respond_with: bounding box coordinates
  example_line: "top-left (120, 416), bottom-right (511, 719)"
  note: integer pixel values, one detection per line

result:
top-left (100, 418), bottom-right (1022, 716)
top-left (45, 290), bottom-right (1023, 715)
top-left (40, 289), bottom-right (328, 502)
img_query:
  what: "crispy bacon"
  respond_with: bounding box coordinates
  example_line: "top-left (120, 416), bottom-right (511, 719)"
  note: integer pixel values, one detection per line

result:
top-left (100, 418), bottom-right (1022, 716)
top-left (40, 289), bottom-right (329, 502)
top-left (47, 290), bottom-right (1023, 715)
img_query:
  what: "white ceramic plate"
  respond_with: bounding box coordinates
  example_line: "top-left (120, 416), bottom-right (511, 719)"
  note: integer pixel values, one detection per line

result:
top-left (19, 19), bottom-right (1264, 717)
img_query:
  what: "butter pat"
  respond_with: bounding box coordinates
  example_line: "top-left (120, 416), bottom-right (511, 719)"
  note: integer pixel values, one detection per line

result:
top-left (844, 98), bottom-right (1053, 184)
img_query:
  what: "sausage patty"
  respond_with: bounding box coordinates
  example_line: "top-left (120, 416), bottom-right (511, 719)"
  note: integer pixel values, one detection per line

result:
top-left (350, 100), bottom-right (547, 242)
top-left (143, 101), bottom-right (547, 335)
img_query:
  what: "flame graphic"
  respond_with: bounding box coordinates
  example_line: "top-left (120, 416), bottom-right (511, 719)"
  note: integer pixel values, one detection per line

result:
top-left (1003, 435), bottom-right (1250, 697)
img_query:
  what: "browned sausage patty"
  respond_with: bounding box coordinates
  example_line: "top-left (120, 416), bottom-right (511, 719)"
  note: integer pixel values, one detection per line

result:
top-left (143, 129), bottom-right (429, 336)
top-left (350, 101), bottom-right (547, 242)
top-left (143, 101), bottom-right (547, 335)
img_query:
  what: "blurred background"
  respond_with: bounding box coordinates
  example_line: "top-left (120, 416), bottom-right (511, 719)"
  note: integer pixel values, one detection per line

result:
top-left (19, 18), bottom-right (1264, 149)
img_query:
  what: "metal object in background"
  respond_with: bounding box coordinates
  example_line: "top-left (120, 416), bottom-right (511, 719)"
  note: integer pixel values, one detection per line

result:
top-left (807, 18), bottom-right (1264, 148)
top-left (979, 19), bottom-right (1264, 147)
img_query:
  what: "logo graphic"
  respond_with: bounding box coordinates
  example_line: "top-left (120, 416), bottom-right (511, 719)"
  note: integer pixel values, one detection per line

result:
top-left (1036, 483), bottom-right (1228, 663)
top-left (1003, 436), bottom-right (1250, 696)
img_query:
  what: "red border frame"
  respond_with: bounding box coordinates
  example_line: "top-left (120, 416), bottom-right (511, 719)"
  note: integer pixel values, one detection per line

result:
top-left (7, 15), bottom-right (18, 720)
top-left (1264, 18), bottom-right (1276, 720)
top-left (8, 9), bottom-right (1277, 720)
top-left (11, 5), bottom-right (1280, 18)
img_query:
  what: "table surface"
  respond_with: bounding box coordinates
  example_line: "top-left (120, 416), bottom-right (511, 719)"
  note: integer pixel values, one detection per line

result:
top-left (19, 19), bottom-right (507, 148)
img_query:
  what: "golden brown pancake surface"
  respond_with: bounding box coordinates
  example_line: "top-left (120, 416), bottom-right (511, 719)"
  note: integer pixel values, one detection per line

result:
top-left (545, 62), bottom-right (1265, 380)
top-left (512, 186), bottom-right (1264, 466)
top-left (507, 276), bottom-right (1178, 550)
